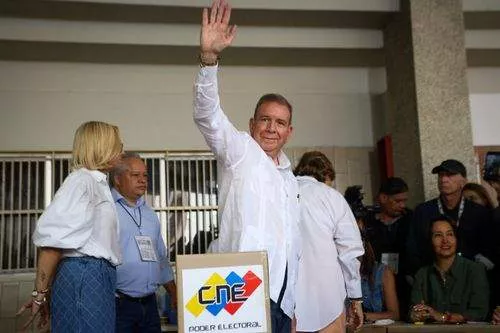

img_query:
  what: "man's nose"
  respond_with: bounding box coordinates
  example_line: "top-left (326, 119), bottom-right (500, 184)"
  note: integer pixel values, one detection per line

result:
top-left (266, 120), bottom-right (276, 132)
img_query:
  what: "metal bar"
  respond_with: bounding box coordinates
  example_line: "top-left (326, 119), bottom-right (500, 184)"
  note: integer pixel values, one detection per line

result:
top-left (159, 157), bottom-right (167, 256)
top-left (34, 160), bottom-right (40, 269)
top-left (8, 161), bottom-right (14, 269)
top-left (26, 162), bottom-right (31, 269)
top-left (16, 161), bottom-right (23, 269)
top-left (44, 156), bottom-right (52, 208)
top-left (0, 161), bottom-right (5, 269)
top-left (173, 159), bottom-right (179, 257)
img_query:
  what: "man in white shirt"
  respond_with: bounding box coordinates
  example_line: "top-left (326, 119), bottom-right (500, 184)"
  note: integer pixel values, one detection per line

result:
top-left (194, 1), bottom-right (300, 331)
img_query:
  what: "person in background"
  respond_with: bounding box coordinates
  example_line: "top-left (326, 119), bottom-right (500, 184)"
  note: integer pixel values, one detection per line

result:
top-left (358, 224), bottom-right (400, 323)
top-left (406, 159), bottom-right (493, 277)
top-left (17, 121), bottom-right (123, 332)
top-left (410, 216), bottom-right (489, 324)
top-left (462, 182), bottom-right (495, 210)
top-left (364, 177), bottom-right (411, 319)
top-left (111, 153), bottom-right (177, 332)
top-left (344, 186), bottom-right (400, 323)
top-left (483, 160), bottom-right (500, 323)
top-left (293, 151), bottom-right (364, 332)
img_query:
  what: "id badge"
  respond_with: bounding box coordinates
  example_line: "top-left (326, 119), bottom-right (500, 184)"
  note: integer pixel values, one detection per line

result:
top-left (381, 253), bottom-right (399, 274)
top-left (134, 236), bottom-right (158, 262)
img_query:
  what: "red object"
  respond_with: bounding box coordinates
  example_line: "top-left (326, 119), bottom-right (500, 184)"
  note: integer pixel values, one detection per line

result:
top-left (377, 135), bottom-right (394, 182)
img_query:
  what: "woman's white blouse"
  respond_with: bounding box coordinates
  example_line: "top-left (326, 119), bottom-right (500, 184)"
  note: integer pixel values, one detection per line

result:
top-left (295, 176), bottom-right (364, 331)
top-left (33, 168), bottom-right (122, 266)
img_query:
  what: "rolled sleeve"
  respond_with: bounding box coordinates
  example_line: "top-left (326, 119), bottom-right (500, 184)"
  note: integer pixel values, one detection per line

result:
top-left (33, 176), bottom-right (93, 249)
top-left (332, 195), bottom-right (364, 298)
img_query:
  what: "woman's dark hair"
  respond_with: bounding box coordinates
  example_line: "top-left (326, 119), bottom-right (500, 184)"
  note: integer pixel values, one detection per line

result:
top-left (429, 215), bottom-right (457, 238)
top-left (462, 182), bottom-right (495, 210)
top-left (360, 238), bottom-right (377, 290)
top-left (293, 151), bottom-right (335, 183)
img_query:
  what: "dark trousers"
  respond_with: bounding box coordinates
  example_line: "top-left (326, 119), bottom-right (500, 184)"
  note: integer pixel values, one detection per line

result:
top-left (115, 293), bottom-right (161, 333)
top-left (271, 300), bottom-right (291, 333)
top-left (271, 265), bottom-right (290, 333)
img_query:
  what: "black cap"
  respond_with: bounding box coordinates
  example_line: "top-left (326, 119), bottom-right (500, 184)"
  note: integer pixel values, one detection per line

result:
top-left (431, 159), bottom-right (466, 177)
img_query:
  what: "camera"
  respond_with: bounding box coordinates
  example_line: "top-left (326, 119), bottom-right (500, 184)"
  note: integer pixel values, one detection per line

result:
top-left (344, 185), bottom-right (378, 220)
top-left (483, 151), bottom-right (500, 182)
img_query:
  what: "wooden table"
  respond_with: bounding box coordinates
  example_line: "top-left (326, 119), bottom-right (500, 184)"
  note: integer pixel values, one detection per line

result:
top-left (359, 323), bottom-right (500, 333)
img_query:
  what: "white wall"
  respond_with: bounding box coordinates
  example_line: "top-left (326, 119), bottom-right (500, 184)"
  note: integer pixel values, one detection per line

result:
top-left (0, 61), bottom-right (382, 151)
top-left (467, 68), bottom-right (500, 146)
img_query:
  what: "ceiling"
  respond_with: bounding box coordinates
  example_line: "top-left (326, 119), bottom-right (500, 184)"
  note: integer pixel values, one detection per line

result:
top-left (0, 0), bottom-right (499, 67)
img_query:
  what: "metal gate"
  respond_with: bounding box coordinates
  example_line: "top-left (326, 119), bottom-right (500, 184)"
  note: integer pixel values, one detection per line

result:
top-left (0, 152), bottom-right (218, 273)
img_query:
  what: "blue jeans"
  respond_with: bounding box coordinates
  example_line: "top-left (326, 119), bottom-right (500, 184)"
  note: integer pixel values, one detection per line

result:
top-left (51, 257), bottom-right (116, 333)
top-left (115, 293), bottom-right (161, 333)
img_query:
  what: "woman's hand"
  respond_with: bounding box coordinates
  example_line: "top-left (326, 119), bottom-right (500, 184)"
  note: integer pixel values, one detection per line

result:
top-left (492, 306), bottom-right (500, 325)
top-left (347, 300), bottom-right (364, 331)
top-left (16, 295), bottom-right (50, 331)
top-left (410, 303), bottom-right (433, 322)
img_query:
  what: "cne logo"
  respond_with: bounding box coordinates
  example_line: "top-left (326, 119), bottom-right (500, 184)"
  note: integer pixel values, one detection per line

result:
top-left (185, 270), bottom-right (262, 317)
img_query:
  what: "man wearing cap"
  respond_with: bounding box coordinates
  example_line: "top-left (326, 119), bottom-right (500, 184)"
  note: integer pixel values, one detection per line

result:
top-left (406, 159), bottom-right (493, 277)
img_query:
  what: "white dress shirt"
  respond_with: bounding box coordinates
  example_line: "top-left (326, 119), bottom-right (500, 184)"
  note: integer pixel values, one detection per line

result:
top-left (194, 66), bottom-right (301, 318)
top-left (295, 176), bottom-right (364, 331)
top-left (33, 168), bottom-right (122, 266)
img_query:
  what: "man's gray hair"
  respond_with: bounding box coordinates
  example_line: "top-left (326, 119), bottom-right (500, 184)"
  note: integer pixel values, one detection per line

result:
top-left (109, 152), bottom-right (142, 187)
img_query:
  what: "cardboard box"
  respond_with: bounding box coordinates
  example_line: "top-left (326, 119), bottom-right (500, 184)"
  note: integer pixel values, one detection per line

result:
top-left (176, 252), bottom-right (271, 333)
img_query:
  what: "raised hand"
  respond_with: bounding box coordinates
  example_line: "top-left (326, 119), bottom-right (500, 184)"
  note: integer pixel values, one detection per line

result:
top-left (200, 0), bottom-right (237, 63)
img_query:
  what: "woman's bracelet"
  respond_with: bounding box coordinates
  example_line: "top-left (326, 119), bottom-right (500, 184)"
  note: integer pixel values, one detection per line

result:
top-left (33, 296), bottom-right (47, 306)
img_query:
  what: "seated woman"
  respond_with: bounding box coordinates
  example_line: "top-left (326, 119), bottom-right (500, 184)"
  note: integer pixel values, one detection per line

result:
top-left (410, 216), bottom-right (490, 323)
top-left (359, 233), bottom-right (400, 322)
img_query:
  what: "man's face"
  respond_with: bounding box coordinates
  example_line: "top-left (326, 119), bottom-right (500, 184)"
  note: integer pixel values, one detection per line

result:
top-left (249, 101), bottom-right (293, 160)
top-left (437, 172), bottom-right (466, 195)
top-left (114, 158), bottom-right (148, 202)
top-left (431, 220), bottom-right (457, 259)
top-left (379, 192), bottom-right (408, 218)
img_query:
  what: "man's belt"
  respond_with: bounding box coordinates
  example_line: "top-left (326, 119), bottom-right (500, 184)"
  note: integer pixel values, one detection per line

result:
top-left (116, 291), bottom-right (155, 304)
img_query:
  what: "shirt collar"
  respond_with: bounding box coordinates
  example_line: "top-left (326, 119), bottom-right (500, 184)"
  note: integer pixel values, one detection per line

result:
top-left (433, 254), bottom-right (460, 278)
top-left (111, 187), bottom-right (145, 208)
top-left (296, 175), bottom-right (318, 183)
top-left (275, 150), bottom-right (291, 170)
top-left (82, 168), bottom-right (108, 183)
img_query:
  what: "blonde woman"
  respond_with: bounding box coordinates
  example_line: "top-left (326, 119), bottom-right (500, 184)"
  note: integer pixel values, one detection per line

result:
top-left (17, 121), bottom-right (123, 332)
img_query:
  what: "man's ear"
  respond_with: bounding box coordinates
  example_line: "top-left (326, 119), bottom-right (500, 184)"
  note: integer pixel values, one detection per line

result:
top-left (249, 118), bottom-right (255, 134)
top-left (113, 174), bottom-right (120, 188)
top-left (379, 193), bottom-right (388, 204)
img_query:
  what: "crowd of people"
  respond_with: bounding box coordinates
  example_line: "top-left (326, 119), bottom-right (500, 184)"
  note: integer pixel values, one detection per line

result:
top-left (13, 0), bottom-right (500, 332)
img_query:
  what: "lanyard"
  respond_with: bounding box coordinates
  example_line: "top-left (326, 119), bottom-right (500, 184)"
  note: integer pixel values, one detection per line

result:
top-left (118, 200), bottom-right (142, 230)
top-left (437, 197), bottom-right (464, 227)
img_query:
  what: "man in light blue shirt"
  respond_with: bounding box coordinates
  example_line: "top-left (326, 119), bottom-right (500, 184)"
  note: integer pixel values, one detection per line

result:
top-left (111, 153), bottom-right (176, 332)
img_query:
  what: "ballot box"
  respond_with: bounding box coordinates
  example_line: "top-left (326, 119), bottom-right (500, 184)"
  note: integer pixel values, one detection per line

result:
top-left (176, 251), bottom-right (271, 333)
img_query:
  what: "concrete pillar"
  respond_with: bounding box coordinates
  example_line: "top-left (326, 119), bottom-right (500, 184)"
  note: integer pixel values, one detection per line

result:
top-left (384, 0), bottom-right (475, 205)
